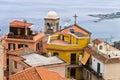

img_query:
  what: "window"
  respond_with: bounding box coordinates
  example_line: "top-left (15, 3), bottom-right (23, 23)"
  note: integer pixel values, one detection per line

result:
top-left (97, 62), bottom-right (100, 73)
top-left (25, 45), bottom-right (28, 47)
top-left (18, 44), bottom-right (23, 48)
top-left (8, 43), bottom-right (15, 50)
top-left (89, 58), bottom-right (92, 65)
top-left (17, 29), bottom-right (21, 35)
top-left (71, 53), bottom-right (76, 64)
top-left (76, 38), bottom-right (78, 44)
top-left (23, 67), bottom-right (25, 70)
top-left (58, 35), bottom-right (60, 39)
top-left (18, 44), bottom-right (28, 48)
top-left (40, 41), bottom-right (42, 47)
top-left (99, 45), bottom-right (102, 50)
top-left (70, 68), bottom-right (76, 79)
top-left (36, 43), bottom-right (39, 50)
top-left (70, 35), bottom-right (72, 44)
top-left (14, 61), bottom-right (17, 69)
top-left (53, 52), bottom-right (59, 56)
top-left (62, 35), bottom-right (64, 40)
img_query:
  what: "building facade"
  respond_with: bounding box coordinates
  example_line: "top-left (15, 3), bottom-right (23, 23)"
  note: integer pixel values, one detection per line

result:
top-left (9, 67), bottom-right (70, 80)
top-left (47, 24), bottom-right (91, 80)
top-left (81, 38), bottom-right (120, 80)
top-left (8, 47), bottom-right (67, 77)
top-left (4, 20), bottom-right (44, 54)
top-left (0, 42), bottom-right (4, 80)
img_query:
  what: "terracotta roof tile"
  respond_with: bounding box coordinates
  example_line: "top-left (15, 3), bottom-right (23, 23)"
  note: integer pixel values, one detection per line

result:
top-left (11, 56), bottom-right (30, 67)
top-left (54, 24), bottom-right (91, 36)
top-left (85, 45), bottom-right (120, 64)
top-left (9, 67), bottom-right (41, 80)
top-left (10, 20), bottom-right (33, 28)
top-left (92, 38), bottom-right (102, 45)
top-left (36, 67), bottom-right (67, 80)
top-left (9, 67), bottom-right (70, 80)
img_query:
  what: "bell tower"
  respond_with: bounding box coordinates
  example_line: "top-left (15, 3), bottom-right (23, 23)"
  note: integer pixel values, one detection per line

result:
top-left (44, 11), bottom-right (60, 35)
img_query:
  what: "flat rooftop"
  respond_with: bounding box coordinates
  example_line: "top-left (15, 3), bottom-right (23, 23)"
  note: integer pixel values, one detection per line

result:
top-left (21, 53), bottom-right (64, 67)
top-left (50, 39), bottom-right (70, 45)
top-left (99, 44), bottom-right (120, 58)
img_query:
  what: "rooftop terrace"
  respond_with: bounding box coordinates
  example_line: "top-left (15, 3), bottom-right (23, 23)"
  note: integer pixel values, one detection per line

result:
top-left (21, 53), bottom-right (65, 66)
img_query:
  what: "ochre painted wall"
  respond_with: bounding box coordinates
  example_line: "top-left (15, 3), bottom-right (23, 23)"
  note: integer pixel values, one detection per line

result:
top-left (47, 34), bottom-right (90, 80)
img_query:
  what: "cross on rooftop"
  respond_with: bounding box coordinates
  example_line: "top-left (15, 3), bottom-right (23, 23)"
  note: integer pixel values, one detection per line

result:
top-left (73, 14), bottom-right (78, 25)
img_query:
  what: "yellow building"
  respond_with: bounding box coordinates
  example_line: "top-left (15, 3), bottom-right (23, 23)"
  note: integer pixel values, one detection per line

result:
top-left (46, 24), bottom-right (91, 80)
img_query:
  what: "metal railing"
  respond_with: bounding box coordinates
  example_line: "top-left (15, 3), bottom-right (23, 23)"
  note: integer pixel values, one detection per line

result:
top-left (7, 35), bottom-right (34, 40)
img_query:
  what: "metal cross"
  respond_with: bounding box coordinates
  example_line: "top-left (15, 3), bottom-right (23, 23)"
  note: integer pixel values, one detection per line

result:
top-left (73, 14), bottom-right (78, 24)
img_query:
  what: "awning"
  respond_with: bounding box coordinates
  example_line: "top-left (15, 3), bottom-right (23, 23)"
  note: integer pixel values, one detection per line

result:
top-left (81, 52), bottom-right (90, 65)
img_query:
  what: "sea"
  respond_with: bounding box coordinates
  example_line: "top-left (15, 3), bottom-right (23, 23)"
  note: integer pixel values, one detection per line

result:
top-left (0, 0), bottom-right (120, 42)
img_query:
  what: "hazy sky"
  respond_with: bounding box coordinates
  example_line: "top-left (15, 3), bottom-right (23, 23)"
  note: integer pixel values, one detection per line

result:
top-left (0, 0), bottom-right (120, 40)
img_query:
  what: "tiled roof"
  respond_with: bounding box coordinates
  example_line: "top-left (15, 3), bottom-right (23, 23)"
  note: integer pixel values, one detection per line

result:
top-left (36, 67), bottom-right (68, 80)
top-left (54, 24), bottom-right (91, 36)
top-left (9, 67), bottom-right (41, 80)
top-left (10, 20), bottom-right (33, 28)
top-left (85, 45), bottom-right (120, 64)
top-left (11, 56), bottom-right (30, 67)
top-left (9, 67), bottom-right (70, 80)
top-left (92, 38), bottom-right (102, 45)
top-left (72, 32), bottom-right (88, 37)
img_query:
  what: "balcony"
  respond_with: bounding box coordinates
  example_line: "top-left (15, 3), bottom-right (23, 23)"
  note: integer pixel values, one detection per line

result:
top-left (83, 65), bottom-right (103, 79)
top-left (71, 61), bottom-right (76, 65)
top-left (7, 35), bottom-right (34, 40)
top-left (6, 32), bottom-right (44, 41)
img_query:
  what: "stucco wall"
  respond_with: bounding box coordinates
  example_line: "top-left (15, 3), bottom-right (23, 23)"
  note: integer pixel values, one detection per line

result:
top-left (105, 63), bottom-right (120, 80)
top-left (42, 64), bottom-right (66, 77)
top-left (91, 56), bottom-right (105, 74)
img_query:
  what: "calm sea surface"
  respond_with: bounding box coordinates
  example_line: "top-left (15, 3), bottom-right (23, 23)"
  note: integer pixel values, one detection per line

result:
top-left (0, 0), bottom-right (120, 41)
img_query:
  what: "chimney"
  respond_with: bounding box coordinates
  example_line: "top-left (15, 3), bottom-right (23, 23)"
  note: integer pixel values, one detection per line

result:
top-left (24, 20), bottom-right (28, 36)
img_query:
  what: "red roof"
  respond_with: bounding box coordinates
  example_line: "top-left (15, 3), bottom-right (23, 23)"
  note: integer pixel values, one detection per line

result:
top-left (85, 45), bottom-right (120, 64)
top-left (9, 67), bottom-right (70, 80)
top-left (92, 38), bottom-right (102, 45)
top-left (54, 24), bottom-right (91, 36)
top-left (10, 20), bottom-right (33, 28)
top-left (11, 56), bottom-right (30, 67)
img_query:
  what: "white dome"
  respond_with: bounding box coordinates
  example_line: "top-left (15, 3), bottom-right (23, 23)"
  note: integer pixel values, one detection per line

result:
top-left (46, 11), bottom-right (59, 18)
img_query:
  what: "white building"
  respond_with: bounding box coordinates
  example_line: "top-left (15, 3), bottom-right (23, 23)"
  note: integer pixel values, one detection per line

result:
top-left (81, 38), bottom-right (120, 80)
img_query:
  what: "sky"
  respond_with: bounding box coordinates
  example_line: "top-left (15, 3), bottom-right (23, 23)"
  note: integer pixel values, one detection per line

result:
top-left (0, 0), bottom-right (120, 41)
